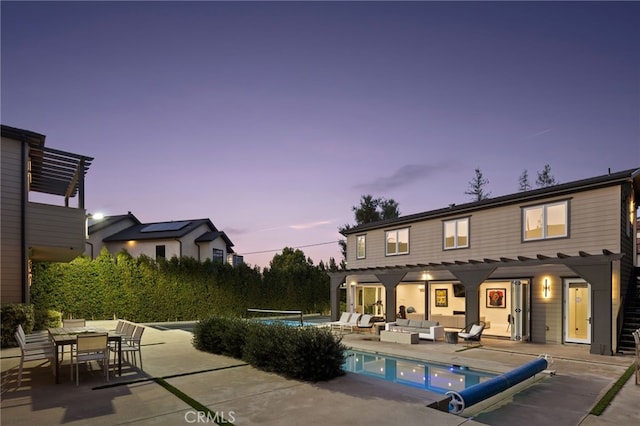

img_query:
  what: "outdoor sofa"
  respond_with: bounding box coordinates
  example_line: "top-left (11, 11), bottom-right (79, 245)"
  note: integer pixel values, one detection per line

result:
top-left (385, 319), bottom-right (445, 341)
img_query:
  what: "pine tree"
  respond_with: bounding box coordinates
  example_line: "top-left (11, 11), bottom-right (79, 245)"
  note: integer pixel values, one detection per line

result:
top-left (519, 169), bottom-right (532, 192)
top-left (536, 164), bottom-right (557, 188)
top-left (465, 168), bottom-right (491, 201)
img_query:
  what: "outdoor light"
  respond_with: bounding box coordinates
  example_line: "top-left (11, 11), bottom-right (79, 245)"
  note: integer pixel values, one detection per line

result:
top-left (543, 279), bottom-right (550, 298)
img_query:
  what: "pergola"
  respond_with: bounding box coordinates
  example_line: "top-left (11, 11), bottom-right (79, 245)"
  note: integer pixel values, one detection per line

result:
top-left (328, 249), bottom-right (623, 355)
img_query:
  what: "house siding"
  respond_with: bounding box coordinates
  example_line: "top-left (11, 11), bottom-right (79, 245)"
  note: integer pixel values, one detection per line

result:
top-left (347, 186), bottom-right (622, 268)
top-left (1, 136), bottom-right (25, 302)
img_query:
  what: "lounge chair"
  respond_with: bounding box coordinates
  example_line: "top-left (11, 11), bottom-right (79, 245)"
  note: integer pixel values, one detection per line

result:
top-left (341, 313), bottom-right (363, 332)
top-left (355, 314), bottom-right (375, 331)
top-left (458, 321), bottom-right (486, 347)
top-left (329, 313), bottom-right (352, 330)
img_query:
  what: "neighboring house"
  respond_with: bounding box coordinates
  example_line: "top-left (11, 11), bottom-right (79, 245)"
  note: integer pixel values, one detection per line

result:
top-left (86, 214), bottom-right (242, 266)
top-left (329, 168), bottom-right (640, 355)
top-left (1, 125), bottom-right (93, 304)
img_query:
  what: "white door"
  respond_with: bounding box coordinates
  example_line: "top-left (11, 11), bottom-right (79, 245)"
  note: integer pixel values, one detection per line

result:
top-left (564, 279), bottom-right (591, 344)
top-left (510, 280), bottom-right (529, 341)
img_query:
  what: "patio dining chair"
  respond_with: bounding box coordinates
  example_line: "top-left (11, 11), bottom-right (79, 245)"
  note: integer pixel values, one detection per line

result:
top-left (14, 331), bottom-right (54, 387)
top-left (72, 333), bottom-right (109, 385)
top-left (120, 325), bottom-right (145, 370)
top-left (17, 324), bottom-right (49, 344)
top-left (63, 319), bottom-right (86, 328)
top-left (458, 321), bottom-right (486, 347)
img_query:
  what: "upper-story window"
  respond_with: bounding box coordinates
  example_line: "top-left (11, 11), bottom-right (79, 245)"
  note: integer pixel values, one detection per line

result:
top-left (356, 235), bottom-right (366, 259)
top-left (523, 200), bottom-right (568, 241)
top-left (386, 228), bottom-right (409, 256)
top-left (444, 217), bottom-right (469, 249)
top-left (212, 248), bottom-right (224, 263)
top-left (155, 245), bottom-right (166, 260)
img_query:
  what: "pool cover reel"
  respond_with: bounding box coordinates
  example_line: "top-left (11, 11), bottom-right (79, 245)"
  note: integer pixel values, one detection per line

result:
top-left (446, 354), bottom-right (553, 414)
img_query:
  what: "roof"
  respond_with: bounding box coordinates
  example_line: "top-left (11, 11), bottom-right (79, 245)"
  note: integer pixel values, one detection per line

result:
top-left (88, 212), bottom-right (141, 233)
top-left (102, 218), bottom-right (218, 242)
top-left (1, 124), bottom-right (94, 198)
top-left (195, 231), bottom-right (235, 251)
top-left (342, 167), bottom-right (640, 235)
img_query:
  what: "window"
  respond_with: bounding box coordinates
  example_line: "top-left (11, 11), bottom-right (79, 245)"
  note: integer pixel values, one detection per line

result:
top-left (444, 217), bottom-right (469, 249)
top-left (386, 228), bottom-right (409, 256)
top-left (523, 200), bottom-right (568, 241)
top-left (212, 248), bottom-right (224, 263)
top-left (155, 245), bottom-right (166, 260)
top-left (356, 235), bottom-right (366, 259)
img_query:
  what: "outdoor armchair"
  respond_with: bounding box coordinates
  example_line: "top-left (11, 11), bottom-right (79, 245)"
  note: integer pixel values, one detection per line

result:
top-left (458, 321), bottom-right (486, 346)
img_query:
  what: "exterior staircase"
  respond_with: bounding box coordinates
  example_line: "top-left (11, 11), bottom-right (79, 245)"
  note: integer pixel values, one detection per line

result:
top-left (618, 267), bottom-right (640, 353)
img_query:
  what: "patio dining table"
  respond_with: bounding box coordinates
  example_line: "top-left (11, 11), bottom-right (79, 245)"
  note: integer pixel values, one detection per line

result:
top-left (48, 327), bottom-right (122, 384)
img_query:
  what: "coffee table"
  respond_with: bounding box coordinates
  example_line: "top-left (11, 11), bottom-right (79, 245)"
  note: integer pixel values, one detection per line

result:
top-left (380, 330), bottom-right (419, 344)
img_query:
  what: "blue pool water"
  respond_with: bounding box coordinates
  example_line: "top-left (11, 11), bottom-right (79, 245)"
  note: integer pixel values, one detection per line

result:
top-left (343, 350), bottom-right (497, 395)
top-left (254, 319), bottom-right (320, 327)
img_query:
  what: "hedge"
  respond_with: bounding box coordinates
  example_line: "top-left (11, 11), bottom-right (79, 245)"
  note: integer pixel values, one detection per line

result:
top-left (193, 316), bottom-right (346, 382)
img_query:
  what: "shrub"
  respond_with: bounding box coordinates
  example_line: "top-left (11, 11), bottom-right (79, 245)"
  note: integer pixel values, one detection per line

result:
top-left (0, 304), bottom-right (35, 347)
top-left (34, 309), bottom-right (62, 331)
top-left (193, 316), bottom-right (346, 382)
top-left (192, 316), bottom-right (249, 359)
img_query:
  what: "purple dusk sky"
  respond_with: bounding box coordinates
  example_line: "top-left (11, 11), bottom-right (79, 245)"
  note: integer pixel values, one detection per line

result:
top-left (2, 1), bottom-right (639, 269)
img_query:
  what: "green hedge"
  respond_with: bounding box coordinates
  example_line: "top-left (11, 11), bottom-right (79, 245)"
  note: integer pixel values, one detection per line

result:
top-left (29, 248), bottom-right (331, 322)
top-left (193, 316), bottom-right (346, 382)
top-left (0, 304), bottom-right (62, 348)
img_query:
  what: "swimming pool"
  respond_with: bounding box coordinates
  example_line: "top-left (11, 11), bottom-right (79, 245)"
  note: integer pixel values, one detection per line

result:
top-left (343, 350), bottom-right (497, 395)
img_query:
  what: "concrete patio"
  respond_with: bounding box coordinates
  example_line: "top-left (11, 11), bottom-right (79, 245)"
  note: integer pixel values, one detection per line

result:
top-left (1, 320), bottom-right (638, 425)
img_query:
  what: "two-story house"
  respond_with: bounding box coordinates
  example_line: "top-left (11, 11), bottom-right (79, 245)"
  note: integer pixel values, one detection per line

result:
top-left (329, 168), bottom-right (639, 355)
top-left (1, 125), bottom-right (93, 304)
top-left (86, 214), bottom-right (242, 266)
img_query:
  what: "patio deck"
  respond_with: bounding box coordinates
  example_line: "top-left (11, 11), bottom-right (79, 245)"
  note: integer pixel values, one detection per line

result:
top-left (1, 320), bottom-right (638, 425)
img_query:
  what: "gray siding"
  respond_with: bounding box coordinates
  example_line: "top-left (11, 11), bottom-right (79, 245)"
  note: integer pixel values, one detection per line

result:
top-left (1, 137), bottom-right (25, 302)
top-left (348, 186), bottom-right (622, 268)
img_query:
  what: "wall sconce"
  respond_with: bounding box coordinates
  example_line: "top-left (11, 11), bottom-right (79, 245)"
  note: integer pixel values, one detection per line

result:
top-left (543, 279), bottom-right (550, 298)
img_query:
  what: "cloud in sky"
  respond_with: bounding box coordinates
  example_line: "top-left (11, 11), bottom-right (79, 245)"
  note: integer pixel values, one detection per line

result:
top-left (290, 220), bottom-right (333, 230)
top-left (250, 220), bottom-right (334, 233)
top-left (354, 163), bottom-right (447, 193)
top-left (525, 128), bottom-right (554, 139)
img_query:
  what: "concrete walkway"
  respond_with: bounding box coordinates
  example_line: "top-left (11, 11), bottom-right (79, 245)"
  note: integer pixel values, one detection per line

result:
top-left (1, 321), bottom-right (638, 425)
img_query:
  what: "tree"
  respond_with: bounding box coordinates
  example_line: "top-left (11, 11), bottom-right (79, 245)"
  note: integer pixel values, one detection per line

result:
top-left (465, 168), bottom-right (491, 201)
top-left (536, 164), bottom-right (557, 188)
top-left (519, 169), bottom-right (532, 192)
top-left (338, 194), bottom-right (400, 263)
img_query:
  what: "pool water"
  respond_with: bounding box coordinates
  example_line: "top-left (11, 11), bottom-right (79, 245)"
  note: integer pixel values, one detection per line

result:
top-left (343, 350), bottom-right (497, 395)
top-left (254, 319), bottom-right (326, 327)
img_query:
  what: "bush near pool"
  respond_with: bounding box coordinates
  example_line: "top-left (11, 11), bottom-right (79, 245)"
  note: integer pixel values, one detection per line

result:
top-left (193, 316), bottom-right (346, 382)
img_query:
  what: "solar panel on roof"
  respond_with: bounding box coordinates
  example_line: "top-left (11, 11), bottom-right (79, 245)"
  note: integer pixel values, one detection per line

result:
top-left (141, 221), bottom-right (191, 233)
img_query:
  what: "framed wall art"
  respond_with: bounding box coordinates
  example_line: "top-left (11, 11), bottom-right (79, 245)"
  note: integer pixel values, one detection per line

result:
top-left (486, 288), bottom-right (506, 308)
top-left (435, 289), bottom-right (448, 307)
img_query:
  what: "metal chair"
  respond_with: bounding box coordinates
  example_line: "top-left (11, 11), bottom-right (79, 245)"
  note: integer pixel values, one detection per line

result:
top-left (120, 325), bottom-right (145, 370)
top-left (14, 331), bottom-right (54, 387)
top-left (63, 319), bottom-right (86, 328)
top-left (458, 321), bottom-right (486, 347)
top-left (72, 333), bottom-right (109, 385)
